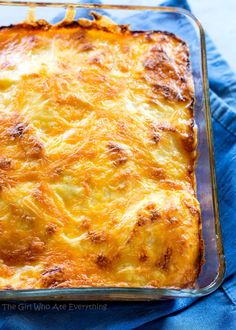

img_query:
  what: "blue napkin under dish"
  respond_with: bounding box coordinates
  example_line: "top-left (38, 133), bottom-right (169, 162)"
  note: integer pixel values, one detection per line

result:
top-left (0, 1), bottom-right (235, 329)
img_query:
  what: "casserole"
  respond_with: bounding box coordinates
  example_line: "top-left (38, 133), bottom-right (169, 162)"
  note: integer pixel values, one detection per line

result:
top-left (0, 1), bottom-right (224, 300)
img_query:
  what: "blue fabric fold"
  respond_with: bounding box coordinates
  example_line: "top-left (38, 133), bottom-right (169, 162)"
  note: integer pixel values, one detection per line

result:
top-left (0, 0), bottom-right (235, 329)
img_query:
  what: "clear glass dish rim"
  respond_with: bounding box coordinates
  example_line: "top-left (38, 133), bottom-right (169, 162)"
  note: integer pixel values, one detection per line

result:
top-left (0, 0), bottom-right (225, 300)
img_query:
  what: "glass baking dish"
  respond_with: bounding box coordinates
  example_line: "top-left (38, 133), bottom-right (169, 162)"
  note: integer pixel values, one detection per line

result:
top-left (0, 0), bottom-right (225, 300)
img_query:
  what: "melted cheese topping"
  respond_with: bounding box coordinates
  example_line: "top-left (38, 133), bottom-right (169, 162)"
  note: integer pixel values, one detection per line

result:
top-left (0, 14), bottom-right (201, 289)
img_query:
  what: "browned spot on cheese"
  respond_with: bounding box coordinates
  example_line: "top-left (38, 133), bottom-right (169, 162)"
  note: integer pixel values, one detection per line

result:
top-left (0, 237), bottom-right (45, 266)
top-left (135, 204), bottom-right (161, 229)
top-left (150, 124), bottom-right (161, 144)
top-left (150, 209), bottom-right (161, 222)
top-left (45, 223), bottom-right (58, 235)
top-left (90, 56), bottom-right (103, 65)
top-left (8, 122), bottom-right (28, 139)
top-left (41, 266), bottom-right (65, 288)
top-left (151, 167), bottom-right (166, 180)
top-left (136, 215), bottom-right (147, 227)
top-left (5, 119), bottom-right (44, 160)
top-left (0, 157), bottom-right (12, 170)
top-left (156, 247), bottom-right (172, 271)
top-left (88, 230), bottom-right (107, 243)
top-left (80, 43), bottom-right (94, 52)
top-left (95, 254), bottom-right (111, 268)
top-left (159, 180), bottom-right (184, 190)
top-left (80, 218), bottom-right (91, 230)
top-left (182, 134), bottom-right (195, 152)
top-left (156, 122), bottom-right (177, 133)
top-left (107, 142), bottom-right (128, 166)
top-left (143, 42), bottom-right (193, 102)
top-left (23, 136), bottom-right (44, 159)
top-left (184, 200), bottom-right (199, 215)
top-left (152, 132), bottom-right (160, 143)
top-left (139, 249), bottom-right (148, 262)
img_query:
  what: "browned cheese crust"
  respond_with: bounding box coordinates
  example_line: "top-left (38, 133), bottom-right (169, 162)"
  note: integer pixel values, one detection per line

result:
top-left (0, 13), bottom-right (202, 289)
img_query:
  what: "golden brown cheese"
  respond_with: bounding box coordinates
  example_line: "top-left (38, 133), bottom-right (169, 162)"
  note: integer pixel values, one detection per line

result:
top-left (0, 13), bottom-right (201, 289)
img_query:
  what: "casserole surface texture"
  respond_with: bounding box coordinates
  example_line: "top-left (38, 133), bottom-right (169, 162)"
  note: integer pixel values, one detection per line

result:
top-left (0, 13), bottom-right (201, 289)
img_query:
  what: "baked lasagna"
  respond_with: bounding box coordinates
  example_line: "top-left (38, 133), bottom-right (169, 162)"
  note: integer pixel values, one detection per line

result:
top-left (0, 12), bottom-right (202, 289)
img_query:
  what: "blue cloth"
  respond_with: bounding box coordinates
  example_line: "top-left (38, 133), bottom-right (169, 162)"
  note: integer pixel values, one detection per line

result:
top-left (1, 0), bottom-right (236, 329)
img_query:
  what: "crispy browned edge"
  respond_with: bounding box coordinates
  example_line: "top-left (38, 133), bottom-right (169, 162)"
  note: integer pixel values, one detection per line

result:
top-left (0, 14), bottom-right (204, 289)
